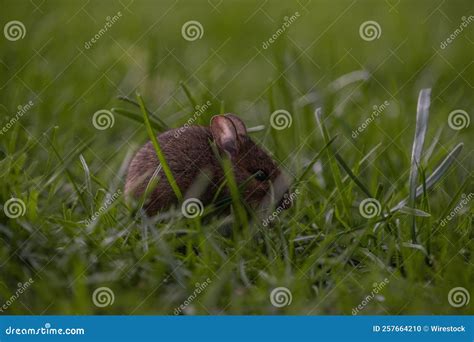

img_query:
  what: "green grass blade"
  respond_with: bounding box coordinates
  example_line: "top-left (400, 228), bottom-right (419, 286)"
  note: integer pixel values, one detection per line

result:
top-left (40, 140), bottom-right (93, 191)
top-left (398, 206), bottom-right (431, 217)
top-left (247, 125), bottom-right (266, 133)
top-left (208, 140), bottom-right (248, 229)
top-left (111, 108), bottom-right (165, 132)
top-left (180, 81), bottom-right (198, 108)
top-left (222, 157), bottom-right (249, 231)
top-left (295, 135), bottom-right (338, 186)
top-left (418, 143), bottom-right (464, 194)
top-left (408, 88), bottom-right (431, 242)
top-left (315, 107), bottom-right (350, 216)
top-left (329, 143), bottom-right (381, 198)
top-left (44, 137), bottom-right (88, 210)
top-left (79, 154), bottom-right (93, 204)
top-left (117, 96), bottom-right (169, 130)
top-left (391, 142), bottom-right (464, 213)
top-left (136, 93), bottom-right (183, 201)
top-left (423, 127), bottom-right (443, 164)
top-left (138, 164), bottom-right (162, 212)
top-left (334, 152), bottom-right (373, 198)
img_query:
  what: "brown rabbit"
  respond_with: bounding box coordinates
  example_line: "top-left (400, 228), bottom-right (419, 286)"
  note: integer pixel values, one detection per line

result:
top-left (125, 114), bottom-right (290, 216)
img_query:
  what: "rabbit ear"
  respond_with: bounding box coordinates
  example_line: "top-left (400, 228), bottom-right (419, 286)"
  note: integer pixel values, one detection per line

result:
top-left (210, 115), bottom-right (239, 157)
top-left (224, 114), bottom-right (247, 137)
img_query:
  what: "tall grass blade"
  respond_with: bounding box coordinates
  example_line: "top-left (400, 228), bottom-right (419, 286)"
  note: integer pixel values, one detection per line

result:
top-left (180, 81), bottom-right (198, 108)
top-left (315, 108), bottom-right (350, 215)
top-left (79, 154), bottom-right (93, 203)
top-left (295, 135), bottom-right (338, 185)
top-left (329, 143), bottom-right (382, 199)
top-left (398, 206), bottom-right (431, 217)
top-left (408, 88), bottom-right (431, 242)
top-left (44, 138), bottom-right (88, 210)
top-left (139, 165), bottom-right (162, 211)
top-left (334, 152), bottom-right (373, 198)
top-left (136, 93), bottom-right (183, 201)
top-left (391, 142), bottom-right (464, 213)
top-left (423, 127), bottom-right (443, 164)
top-left (111, 108), bottom-right (165, 132)
top-left (117, 96), bottom-right (169, 130)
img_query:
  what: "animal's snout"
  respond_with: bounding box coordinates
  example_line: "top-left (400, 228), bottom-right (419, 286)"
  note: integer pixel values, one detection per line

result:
top-left (273, 172), bottom-right (296, 210)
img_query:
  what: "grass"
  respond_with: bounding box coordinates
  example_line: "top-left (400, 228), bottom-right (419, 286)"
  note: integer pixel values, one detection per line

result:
top-left (0, 0), bottom-right (472, 315)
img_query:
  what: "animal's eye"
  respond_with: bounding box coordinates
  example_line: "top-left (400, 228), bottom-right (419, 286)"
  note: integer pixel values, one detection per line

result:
top-left (254, 170), bottom-right (268, 181)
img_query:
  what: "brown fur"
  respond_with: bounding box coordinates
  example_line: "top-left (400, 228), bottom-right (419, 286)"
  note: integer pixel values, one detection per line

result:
top-left (125, 114), bottom-right (289, 215)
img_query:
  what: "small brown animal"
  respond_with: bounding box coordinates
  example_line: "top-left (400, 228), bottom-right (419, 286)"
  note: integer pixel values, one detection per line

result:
top-left (125, 114), bottom-right (290, 216)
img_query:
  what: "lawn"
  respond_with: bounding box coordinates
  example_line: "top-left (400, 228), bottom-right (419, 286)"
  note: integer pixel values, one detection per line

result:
top-left (0, 0), bottom-right (472, 315)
